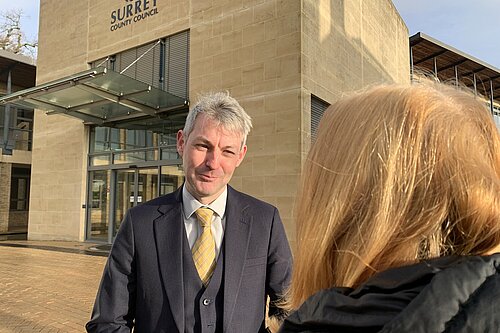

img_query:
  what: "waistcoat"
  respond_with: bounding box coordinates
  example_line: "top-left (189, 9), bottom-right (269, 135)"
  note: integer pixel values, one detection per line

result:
top-left (183, 234), bottom-right (225, 333)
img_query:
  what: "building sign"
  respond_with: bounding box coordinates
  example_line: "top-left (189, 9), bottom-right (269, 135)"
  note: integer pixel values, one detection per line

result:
top-left (110, 0), bottom-right (159, 32)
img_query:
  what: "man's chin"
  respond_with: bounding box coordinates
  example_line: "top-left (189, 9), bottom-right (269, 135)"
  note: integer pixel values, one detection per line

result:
top-left (194, 184), bottom-right (224, 198)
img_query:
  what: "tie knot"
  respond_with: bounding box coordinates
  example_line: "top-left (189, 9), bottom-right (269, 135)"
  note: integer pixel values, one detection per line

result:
top-left (195, 207), bottom-right (214, 227)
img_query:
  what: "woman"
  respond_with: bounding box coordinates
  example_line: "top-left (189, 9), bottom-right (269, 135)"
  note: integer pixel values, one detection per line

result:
top-left (280, 81), bottom-right (500, 332)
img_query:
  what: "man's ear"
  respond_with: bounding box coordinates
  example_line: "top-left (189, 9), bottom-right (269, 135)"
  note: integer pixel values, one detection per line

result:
top-left (235, 145), bottom-right (247, 167)
top-left (176, 130), bottom-right (185, 156)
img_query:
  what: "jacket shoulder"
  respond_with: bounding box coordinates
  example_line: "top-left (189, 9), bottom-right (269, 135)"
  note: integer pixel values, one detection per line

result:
top-left (386, 254), bottom-right (500, 332)
top-left (228, 186), bottom-right (277, 211)
top-left (126, 188), bottom-right (180, 219)
top-left (442, 254), bottom-right (500, 332)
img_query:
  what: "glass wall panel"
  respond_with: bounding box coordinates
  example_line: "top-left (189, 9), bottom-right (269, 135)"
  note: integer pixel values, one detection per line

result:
top-left (92, 128), bottom-right (174, 153)
top-left (1, 105), bottom-right (34, 153)
top-left (137, 168), bottom-right (159, 204)
top-left (160, 165), bottom-right (184, 195)
top-left (113, 150), bottom-right (156, 164)
top-left (114, 170), bottom-right (135, 236)
top-left (88, 170), bottom-right (110, 241)
top-left (90, 154), bottom-right (111, 166)
top-left (160, 145), bottom-right (179, 161)
top-left (494, 110), bottom-right (500, 130)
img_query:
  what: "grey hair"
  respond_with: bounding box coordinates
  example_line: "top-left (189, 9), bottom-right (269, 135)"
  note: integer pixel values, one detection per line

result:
top-left (183, 91), bottom-right (253, 147)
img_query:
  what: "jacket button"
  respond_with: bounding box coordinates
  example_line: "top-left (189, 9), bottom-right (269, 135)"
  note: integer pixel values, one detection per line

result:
top-left (203, 298), bottom-right (211, 306)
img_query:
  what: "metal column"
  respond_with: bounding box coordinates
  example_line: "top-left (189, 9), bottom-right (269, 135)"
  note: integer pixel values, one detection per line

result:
top-left (490, 79), bottom-right (495, 115)
top-left (473, 73), bottom-right (477, 95)
top-left (2, 70), bottom-right (12, 153)
top-left (410, 46), bottom-right (414, 81)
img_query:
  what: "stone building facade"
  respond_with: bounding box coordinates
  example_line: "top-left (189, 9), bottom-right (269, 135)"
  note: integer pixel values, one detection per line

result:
top-left (24, 0), bottom-right (408, 244)
top-left (0, 50), bottom-right (35, 235)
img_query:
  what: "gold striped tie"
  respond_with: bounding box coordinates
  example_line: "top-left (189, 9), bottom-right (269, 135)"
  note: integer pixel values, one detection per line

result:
top-left (192, 207), bottom-right (216, 286)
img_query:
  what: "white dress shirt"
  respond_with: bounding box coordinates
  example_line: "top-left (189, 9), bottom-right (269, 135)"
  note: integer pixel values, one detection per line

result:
top-left (182, 185), bottom-right (227, 259)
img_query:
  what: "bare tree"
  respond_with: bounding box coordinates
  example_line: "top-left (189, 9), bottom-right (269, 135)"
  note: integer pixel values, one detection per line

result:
top-left (0, 9), bottom-right (38, 58)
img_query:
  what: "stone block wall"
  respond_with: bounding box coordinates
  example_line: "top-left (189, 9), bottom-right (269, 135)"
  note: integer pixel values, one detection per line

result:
top-left (189, 0), bottom-right (302, 241)
top-left (34, 0), bottom-right (410, 243)
top-left (30, 1), bottom-right (92, 240)
top-left (0, 163), bottom-right (12, 233)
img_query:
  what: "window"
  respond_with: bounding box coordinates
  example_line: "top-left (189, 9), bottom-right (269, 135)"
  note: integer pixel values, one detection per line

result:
top-left (1, 105), bottom-right (34, 154)
top-left (311, 95), bottom-right (330, 142)
top-left (10, 166), bottom-right (30, 211)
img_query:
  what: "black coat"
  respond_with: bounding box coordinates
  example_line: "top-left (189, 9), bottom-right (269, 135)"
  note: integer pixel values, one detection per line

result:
top-left (280, 254), bottom-right (500, 333)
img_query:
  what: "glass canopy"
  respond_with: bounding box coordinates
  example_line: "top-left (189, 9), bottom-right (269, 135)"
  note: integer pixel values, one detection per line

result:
top-left (0, 67), bottom-right (188, 126)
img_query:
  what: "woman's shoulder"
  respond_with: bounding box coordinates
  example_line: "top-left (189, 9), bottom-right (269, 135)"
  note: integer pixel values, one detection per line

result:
top-left (279, 254), bottom-right (500, 333)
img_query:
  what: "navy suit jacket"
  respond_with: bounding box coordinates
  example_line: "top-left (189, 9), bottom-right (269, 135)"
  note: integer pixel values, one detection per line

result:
top-left (86, 185), bottom-right (293, 333)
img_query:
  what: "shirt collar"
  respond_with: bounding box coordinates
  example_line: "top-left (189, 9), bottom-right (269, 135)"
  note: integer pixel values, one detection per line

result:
top-left (182, 185), bottom-right (227, 219)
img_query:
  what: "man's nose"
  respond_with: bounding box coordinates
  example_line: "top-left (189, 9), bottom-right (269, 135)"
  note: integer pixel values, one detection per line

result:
top-left (205, 150), bottom-right (221, 169)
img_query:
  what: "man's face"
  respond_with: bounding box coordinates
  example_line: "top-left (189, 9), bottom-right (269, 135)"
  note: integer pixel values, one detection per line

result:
top-left (177, 113), bottom-right (247, 204)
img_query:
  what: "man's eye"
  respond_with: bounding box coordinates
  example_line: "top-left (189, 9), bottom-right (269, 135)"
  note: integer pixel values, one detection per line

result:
top-left (196, 144), bottom-right (208, 150)
top-left (224, 150), bottom-right (236, 155)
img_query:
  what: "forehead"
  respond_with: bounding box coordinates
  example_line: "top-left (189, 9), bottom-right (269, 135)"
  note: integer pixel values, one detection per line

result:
top-left (190, 114), bottom-right (243, 143)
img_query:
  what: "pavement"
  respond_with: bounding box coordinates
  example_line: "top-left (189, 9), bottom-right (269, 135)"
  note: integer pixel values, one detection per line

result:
top-left (0, 240), bottom-right (109, 332)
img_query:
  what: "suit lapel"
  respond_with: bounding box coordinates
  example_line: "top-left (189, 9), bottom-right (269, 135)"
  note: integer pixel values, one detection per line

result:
top-left (223, 187), bottom-right (252, 332)
top-left (154, 188), bottom-right (185, 333)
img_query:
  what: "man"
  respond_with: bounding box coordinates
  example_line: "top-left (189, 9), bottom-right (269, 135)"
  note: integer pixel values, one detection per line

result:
top-left (86, 92), bottom-right (293, 333)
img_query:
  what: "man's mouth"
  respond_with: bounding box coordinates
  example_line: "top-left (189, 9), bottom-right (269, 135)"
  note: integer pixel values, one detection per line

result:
top-left (198, 173), bottom-right (217, 181)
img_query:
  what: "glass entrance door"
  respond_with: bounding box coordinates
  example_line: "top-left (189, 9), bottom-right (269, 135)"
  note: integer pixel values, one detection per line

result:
top-left (87, 170), bottom-right (110, 241)
top-left (87, 165), bottom-right (183, 243)
top-left (114, 168), bottom-right (159, 236)
top-left (114, 169), bottom-right (136, 236)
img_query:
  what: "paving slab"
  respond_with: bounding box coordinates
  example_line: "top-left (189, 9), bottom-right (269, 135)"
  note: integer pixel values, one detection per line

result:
top-left (0, 241), bottom-right (107, 332)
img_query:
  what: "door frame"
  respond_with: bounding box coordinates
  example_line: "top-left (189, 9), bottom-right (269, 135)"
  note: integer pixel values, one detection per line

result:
top-left (86, 161), bottom-right (182, 244)
top-left (112, 166), bottom-right (159, 241)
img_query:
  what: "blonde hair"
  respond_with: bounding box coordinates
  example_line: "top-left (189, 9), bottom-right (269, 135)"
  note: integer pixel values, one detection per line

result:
top-left (288, 81), bottom-right (500, 309)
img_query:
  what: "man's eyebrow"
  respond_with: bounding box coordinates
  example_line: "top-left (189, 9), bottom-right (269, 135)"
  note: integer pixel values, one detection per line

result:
top-left (192, 136), bottom-right (240, 150)
top-left (192, 136), bottom-right (211, 144)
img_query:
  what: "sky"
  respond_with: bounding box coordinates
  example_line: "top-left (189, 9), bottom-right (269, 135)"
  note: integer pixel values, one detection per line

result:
top-left (0, 0), bottom-right (499, 70)
top-left (392, 0), bottom-right (500, 69)
top-left (0, 0), bottom-right (40, 42)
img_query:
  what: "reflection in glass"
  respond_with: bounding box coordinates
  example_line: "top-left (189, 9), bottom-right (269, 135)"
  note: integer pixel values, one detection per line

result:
top-left (90, 113), bottom-right (187, 154)
top-left (113, 167), bottom-right (183, 237)
top-left (161, 145), bottom-right (179, 161)
top-left (90, 154), bottom-right (111, 166)
top-left (138, 168), bottom-right (159, 205)
top-left (88, 170), bottom-right (110, 241)
top-left (161, 165), bottom-right (184, 195)
top-left (113, 150), bottom-right (156, 164)
top-left (114, 170), bottom-right (135, 236)
top-left (0, 105), bottom-right (34, 153)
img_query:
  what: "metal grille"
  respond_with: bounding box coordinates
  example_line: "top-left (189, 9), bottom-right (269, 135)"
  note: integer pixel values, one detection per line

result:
top-left (135, 42), bottom-right (159, 86)
top-left (165, 31), bottom-right (190, 99)
top-left (90, 30), bottom-right (190, 98)
top-left (118, 47), bottom-right (137, 78)
top-left (311, 95), bottom-right (330, 142)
